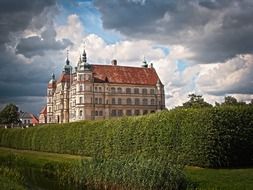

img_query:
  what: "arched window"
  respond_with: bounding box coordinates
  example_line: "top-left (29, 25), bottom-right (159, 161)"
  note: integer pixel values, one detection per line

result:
top-left (117, 87), bottom-right (122, 93)
top-left (127, 98), bottom-right (132, 105)
top-left (79, 97), bottom-right (83, 104)
top-left (118, 98), bottom-right (122, 104)
top-left (143, 99), bottom-right (148, 105)
top-left (135, 98), bottom-right (140, 105)
top-left (111, 87), bottom-right (116, 94)
top-left (142, 88), bottom-right (147, 94)
top-left (79, 110), bottom-right (83, 117)
top-left (126, 88), bottom-right (131, 94)
top-left (79, 85), bottom-right (83, 92)
top-left (112, 98), bottom-right (116, 104)
top-left (134, 88), bottom-right (139, 94)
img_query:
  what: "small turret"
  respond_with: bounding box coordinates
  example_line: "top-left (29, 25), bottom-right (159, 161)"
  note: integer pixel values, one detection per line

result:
top-left (82, 48), bottom-right (87, 63)
top-left (142, 56), bottom-right (148, 68)
top-left (64, 50), bottom-right (72, 74)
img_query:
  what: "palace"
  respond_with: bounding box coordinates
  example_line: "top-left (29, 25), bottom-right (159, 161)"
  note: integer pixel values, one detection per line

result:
top-left (40, 49), bottom-right (165, 123)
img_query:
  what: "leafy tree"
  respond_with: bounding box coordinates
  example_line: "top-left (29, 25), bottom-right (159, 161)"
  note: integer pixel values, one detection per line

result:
top-left (0, 104), bottom-right (20, 124)
top-left (220, 96), bottom-right (246, 106)
top-left (181, 94), bottom-right (212, 108)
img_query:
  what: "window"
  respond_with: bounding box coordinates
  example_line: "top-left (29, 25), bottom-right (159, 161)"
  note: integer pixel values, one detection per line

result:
top-left (150, 89), bottom-right (155, 95)
top-left (99, 111), bottom-right (103, 116)
top-left (143, 99), bottom-right (148, 105)
top-left (111, 87), bottom-right (116, 94)
top-left (79, 97), bottom-right (83, 104)
top-left (142, 88), bottom-right (147, 94)
top-left (126, 110), bottom-right (132, 116)
top-left (151, 99), bottom-right (155, 105)
top-left (79, 110), bottom-right (83, 117)
top-left (118, 110), bottom-right (123, 116)
top-left (99, 98), bottom-right (102, 104)
top-left (80, 85), bottom-right (83, 92)
top-left (118, 98), bottom-right (122, 104)
top-left (28, 120), bottom-right (30, 124)
top-left (95, 87), bottom-right (97, 92)
top-left (111, 110), bottom-right (117, 116)
top-left (95, 111), bottom-right (98, 116)
top-left (143, 110), bottom-right (148, 115)
top-left (127, 98), bottom-right (132, 105)
top-left (134, 88), bottom-right (139, 94)
top-left (112, 98), bottom-right (116, 104)
top-left (99, 87), bottom-right (102, 92)
top-left (126, 88), bottom-right (131, 94)
top-left (135, 98), bottom-right (140, 105)
top-left (95, 98), bottom-right (98, 104)
top-left (49, 107), bottom-right (52, 112)
top-left (134, 110), bottom-right (140, 115)
top-left (24, 120), bottom-right (26, 124)
top-left (117, 87), bottom-right (122, 93)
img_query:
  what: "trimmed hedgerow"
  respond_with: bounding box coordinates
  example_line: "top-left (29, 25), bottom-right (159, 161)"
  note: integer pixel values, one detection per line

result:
top-left (0, 151), bottom-right (186, 190)
top-left (0, 106), bottom-right (253, 167)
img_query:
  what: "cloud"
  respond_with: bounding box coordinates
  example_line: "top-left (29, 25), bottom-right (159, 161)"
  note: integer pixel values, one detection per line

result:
top-left (0, 0), bottom-right (61, 114)
top-left (94, 0), bottom-right (253, 63)
top-left (197, 54), bottom-right (253, 96)
top-left (0, 0), bottom-right (56, 45)
top-left (16, 27), bottom-right (73, 58)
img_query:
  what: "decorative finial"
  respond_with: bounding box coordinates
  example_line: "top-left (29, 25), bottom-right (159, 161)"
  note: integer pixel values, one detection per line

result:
top-left (82, 43), bottom-right (87, 63)
top-left (52, 73), bottom-right (55, 80)
top-left (66, 50), bottom-right (70, 65)
top-left (142, 56), bottom-right (148, 68)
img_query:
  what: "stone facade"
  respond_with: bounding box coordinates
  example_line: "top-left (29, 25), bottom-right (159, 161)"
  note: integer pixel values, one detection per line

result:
top-left (45, 49), bottom-right (165, 124)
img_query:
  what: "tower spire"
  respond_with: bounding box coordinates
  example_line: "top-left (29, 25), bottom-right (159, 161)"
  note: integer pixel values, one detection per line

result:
top-left (66, 49), bottom-right (70, 65)
top-left (82, 43), bottom-right (87, 63)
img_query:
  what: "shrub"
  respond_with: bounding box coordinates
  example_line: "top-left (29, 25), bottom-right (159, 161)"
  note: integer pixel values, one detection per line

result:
top-left (0, 106), bottom-right (253, 167)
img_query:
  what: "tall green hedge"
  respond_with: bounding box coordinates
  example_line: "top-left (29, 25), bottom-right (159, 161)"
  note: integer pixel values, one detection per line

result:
top-left (0, 106), bottom-right (253, 167)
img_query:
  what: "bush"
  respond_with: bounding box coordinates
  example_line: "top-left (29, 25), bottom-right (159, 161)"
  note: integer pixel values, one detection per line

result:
top-left (0, 106), bottom-right (253, 168)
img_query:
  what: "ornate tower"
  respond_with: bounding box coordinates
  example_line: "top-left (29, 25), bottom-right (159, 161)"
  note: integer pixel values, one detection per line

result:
top-left (47, 73), bottom-right (56, 123)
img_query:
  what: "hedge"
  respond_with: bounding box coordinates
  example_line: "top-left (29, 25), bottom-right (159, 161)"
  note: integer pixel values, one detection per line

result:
top-left (0, 152), bottom-right (186, 190)
top-left (0, 106), bottom-right (253, 167)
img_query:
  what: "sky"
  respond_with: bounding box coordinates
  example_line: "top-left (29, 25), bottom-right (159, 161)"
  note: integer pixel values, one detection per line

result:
top-left (1, 0), bottom-right (253, 114)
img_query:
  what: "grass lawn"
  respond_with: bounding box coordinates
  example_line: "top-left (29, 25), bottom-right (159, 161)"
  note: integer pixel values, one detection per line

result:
top-left (0, 147), bottom-right (253, 190)
top-left (185, 166), bottom-right (253, 190)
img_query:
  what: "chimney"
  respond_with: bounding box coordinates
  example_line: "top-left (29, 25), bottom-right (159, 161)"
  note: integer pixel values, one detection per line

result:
top-left (111, 59), bottom-right (117, 66)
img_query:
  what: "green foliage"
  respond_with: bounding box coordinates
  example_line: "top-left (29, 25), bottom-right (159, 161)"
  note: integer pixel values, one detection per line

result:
top-left (0, 150), bottom-right (186, 190)
top-left (181, 94), bottom-right (212, 108)
top-left (217, 96), bottom-right (247, 106)
top-left (0, 106), bottom-right (253, 169)
top-left (0, 103), bottom-right (20, 124)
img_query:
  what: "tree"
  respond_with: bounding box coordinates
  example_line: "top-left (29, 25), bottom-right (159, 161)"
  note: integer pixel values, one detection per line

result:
top-left (0, 104), bottom-right (20, 124)
top-left (220, 96), bottom-right (246, 106)
top-left (181, 94), bottom-right (212, 108)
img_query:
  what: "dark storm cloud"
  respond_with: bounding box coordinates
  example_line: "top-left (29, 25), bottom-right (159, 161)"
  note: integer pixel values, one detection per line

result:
top-left (94, 0), bottom-right (253, 63)
top-left (0, 0), bottom-right (62, 114)
top-left (0, 0), bottom-right (56, 45)
top-left (16, 27), bottom-right (73, 58)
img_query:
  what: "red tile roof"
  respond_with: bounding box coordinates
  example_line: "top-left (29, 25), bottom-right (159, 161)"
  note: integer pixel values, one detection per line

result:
top-left (57, 73), bottom-right (70, 83)
top-left (92, 65), bottom-right (161, 85)
top-left (39, 106), bottom-right (47, 115)
top-left (53, 65), bottom-right (161, 86)
top-left (31, 114), bottom-right (39, 124)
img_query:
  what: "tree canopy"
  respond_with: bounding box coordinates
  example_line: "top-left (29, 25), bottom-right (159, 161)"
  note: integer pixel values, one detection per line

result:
top-left (0, 104), bottom-right (20, 124)
top-left (181, 94), bottom-right (212, 108)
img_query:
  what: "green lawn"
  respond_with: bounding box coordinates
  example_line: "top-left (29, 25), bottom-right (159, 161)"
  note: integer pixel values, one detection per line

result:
top-left (185, 166), bottom-right (253, 190)
top-left (0, 147), bottom-right (253, 190)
